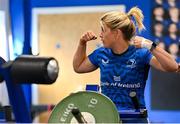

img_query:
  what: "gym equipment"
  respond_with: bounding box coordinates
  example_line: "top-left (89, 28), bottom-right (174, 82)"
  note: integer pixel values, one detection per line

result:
top-left (11, 55), bottom-right (59, 84)
top-left (86, 84), bottom-right (99, 91)
top-left (129, 91), bottom-right (140, 111)
top-left (48, 91), bottom-right (120, 123)
top-left (0, 105), bottom-right (12, 122)
top-left (120, 92), bottom-right (148, 123)
top-left (71, 108), bottom-right (87, 123)
top-left (0, 55), bottom-right (59, 123)
top-left (0, 104), bottom-right (55, 122)
top-left (31, 104), bottom-right (55, 120)
top-left (85, 84), bottom-right (148, 123)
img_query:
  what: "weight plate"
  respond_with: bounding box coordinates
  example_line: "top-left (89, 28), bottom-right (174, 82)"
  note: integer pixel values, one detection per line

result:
top-left (48, 91), bottom-right (120, 123)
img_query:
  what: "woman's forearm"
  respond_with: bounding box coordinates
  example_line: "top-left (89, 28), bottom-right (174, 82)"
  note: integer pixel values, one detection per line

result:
top-left (151, 45), bottom-right (178, 72)
top-left (133, 36), bottom-right (179, 72)
top-left (73, 42), bottom-right (87, 72)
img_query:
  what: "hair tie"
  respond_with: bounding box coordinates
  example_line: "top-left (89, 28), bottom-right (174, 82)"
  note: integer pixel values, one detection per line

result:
top-left (127, 14), bottom-right (132, 19)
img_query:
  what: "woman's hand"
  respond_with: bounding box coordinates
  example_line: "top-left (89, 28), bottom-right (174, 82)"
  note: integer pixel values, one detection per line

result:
top-left (131, 36), bottom-right (153, 50)
top-left (80, 31), bottom-right (97, 45)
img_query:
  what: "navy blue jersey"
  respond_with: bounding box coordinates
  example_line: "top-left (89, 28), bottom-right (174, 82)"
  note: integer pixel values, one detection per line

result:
top-left (88, 45), bottom-right (153, 110)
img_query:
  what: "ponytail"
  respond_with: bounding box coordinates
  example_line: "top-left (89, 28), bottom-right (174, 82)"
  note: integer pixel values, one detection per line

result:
top-left (127, 7), bottom-right (145, 32)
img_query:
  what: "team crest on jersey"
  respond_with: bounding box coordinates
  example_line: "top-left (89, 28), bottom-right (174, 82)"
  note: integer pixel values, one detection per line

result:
top-left (113, 76), bottom-right (121, 82)
top-left (126, 59), bottom-right (136, 68)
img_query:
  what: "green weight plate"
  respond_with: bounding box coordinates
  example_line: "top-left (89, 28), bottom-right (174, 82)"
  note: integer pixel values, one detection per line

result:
top-left (48, 91), bottom-right (120, 123)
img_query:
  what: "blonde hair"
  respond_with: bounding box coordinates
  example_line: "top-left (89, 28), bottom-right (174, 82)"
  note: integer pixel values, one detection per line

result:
top-left (100, 7), bottom-right (145, 41)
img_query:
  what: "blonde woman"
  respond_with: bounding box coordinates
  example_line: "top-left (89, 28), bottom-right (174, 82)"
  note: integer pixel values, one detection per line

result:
top-left (73, 7), bottom-right (178, 122)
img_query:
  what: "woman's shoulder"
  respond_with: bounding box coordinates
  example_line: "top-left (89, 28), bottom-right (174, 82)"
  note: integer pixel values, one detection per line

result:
top-left (92, 47), bottom-right (112, 57)
top-left (132, 46), bottom-right (151, 56)
top-left (94, 46), bottom-right (110, 53)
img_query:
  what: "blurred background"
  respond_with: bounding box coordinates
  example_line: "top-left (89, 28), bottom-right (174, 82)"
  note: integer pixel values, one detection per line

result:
top-left (0, 0), bottom-right (180, 123)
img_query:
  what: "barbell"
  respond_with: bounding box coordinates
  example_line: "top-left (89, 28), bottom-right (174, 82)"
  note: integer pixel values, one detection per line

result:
top-left (48, 91), bottom-right (121, 123)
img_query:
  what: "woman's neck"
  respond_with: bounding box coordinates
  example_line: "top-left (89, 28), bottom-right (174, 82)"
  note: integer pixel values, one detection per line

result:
top-left (111, 39), bottom-right (129, 55)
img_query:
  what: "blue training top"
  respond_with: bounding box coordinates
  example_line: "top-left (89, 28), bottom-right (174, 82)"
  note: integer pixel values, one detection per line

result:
top-left (88, 45), bottom-right (153, 110)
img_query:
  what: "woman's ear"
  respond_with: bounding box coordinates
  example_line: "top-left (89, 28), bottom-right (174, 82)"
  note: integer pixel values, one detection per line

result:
top-left (114, 29), bottom-right (122, 40)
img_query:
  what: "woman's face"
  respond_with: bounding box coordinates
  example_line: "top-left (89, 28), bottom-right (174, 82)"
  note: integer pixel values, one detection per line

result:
top-left (154, 23), bottom-right (163, 33)
top-left (169, 43), bottom-right (179, 55)
top-left (169, 23), bottom-right (177, 33)
top-left (169, 8), bottom-right (179, 18)
top-left (154, 7), bottom-right (164, 17)
top-left (100, 23), bottom-right (116, 48)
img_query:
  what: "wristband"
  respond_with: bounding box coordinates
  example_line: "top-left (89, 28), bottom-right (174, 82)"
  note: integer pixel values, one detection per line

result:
top-left (141, 38), bottom-right (152, 50)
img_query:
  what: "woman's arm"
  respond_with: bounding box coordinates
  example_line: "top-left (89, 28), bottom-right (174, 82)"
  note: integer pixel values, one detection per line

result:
top-left (150, 46), bottom-right (178, 72)
top-left (73, 31), bottom-right (98, 73)
top-left (133, 36), bottom-right (178, 72)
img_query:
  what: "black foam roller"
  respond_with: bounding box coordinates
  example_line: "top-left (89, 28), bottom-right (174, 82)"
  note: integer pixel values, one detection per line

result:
top-left (10, 55), bottom-right (59, 84)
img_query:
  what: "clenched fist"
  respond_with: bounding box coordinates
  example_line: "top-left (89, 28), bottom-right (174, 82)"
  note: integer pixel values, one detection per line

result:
top-left (131, 36), bottom-right (153, 50)
top-left (80, 31), bottom-right (97, 45)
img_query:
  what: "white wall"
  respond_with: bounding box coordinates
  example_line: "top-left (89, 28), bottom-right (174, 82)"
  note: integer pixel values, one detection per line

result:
top-left (0, 0), bottom-right (11, 106)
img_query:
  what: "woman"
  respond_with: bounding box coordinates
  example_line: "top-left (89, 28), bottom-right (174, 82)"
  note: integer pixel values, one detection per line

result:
top-left (73, 6), bottom-right (179, 117)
